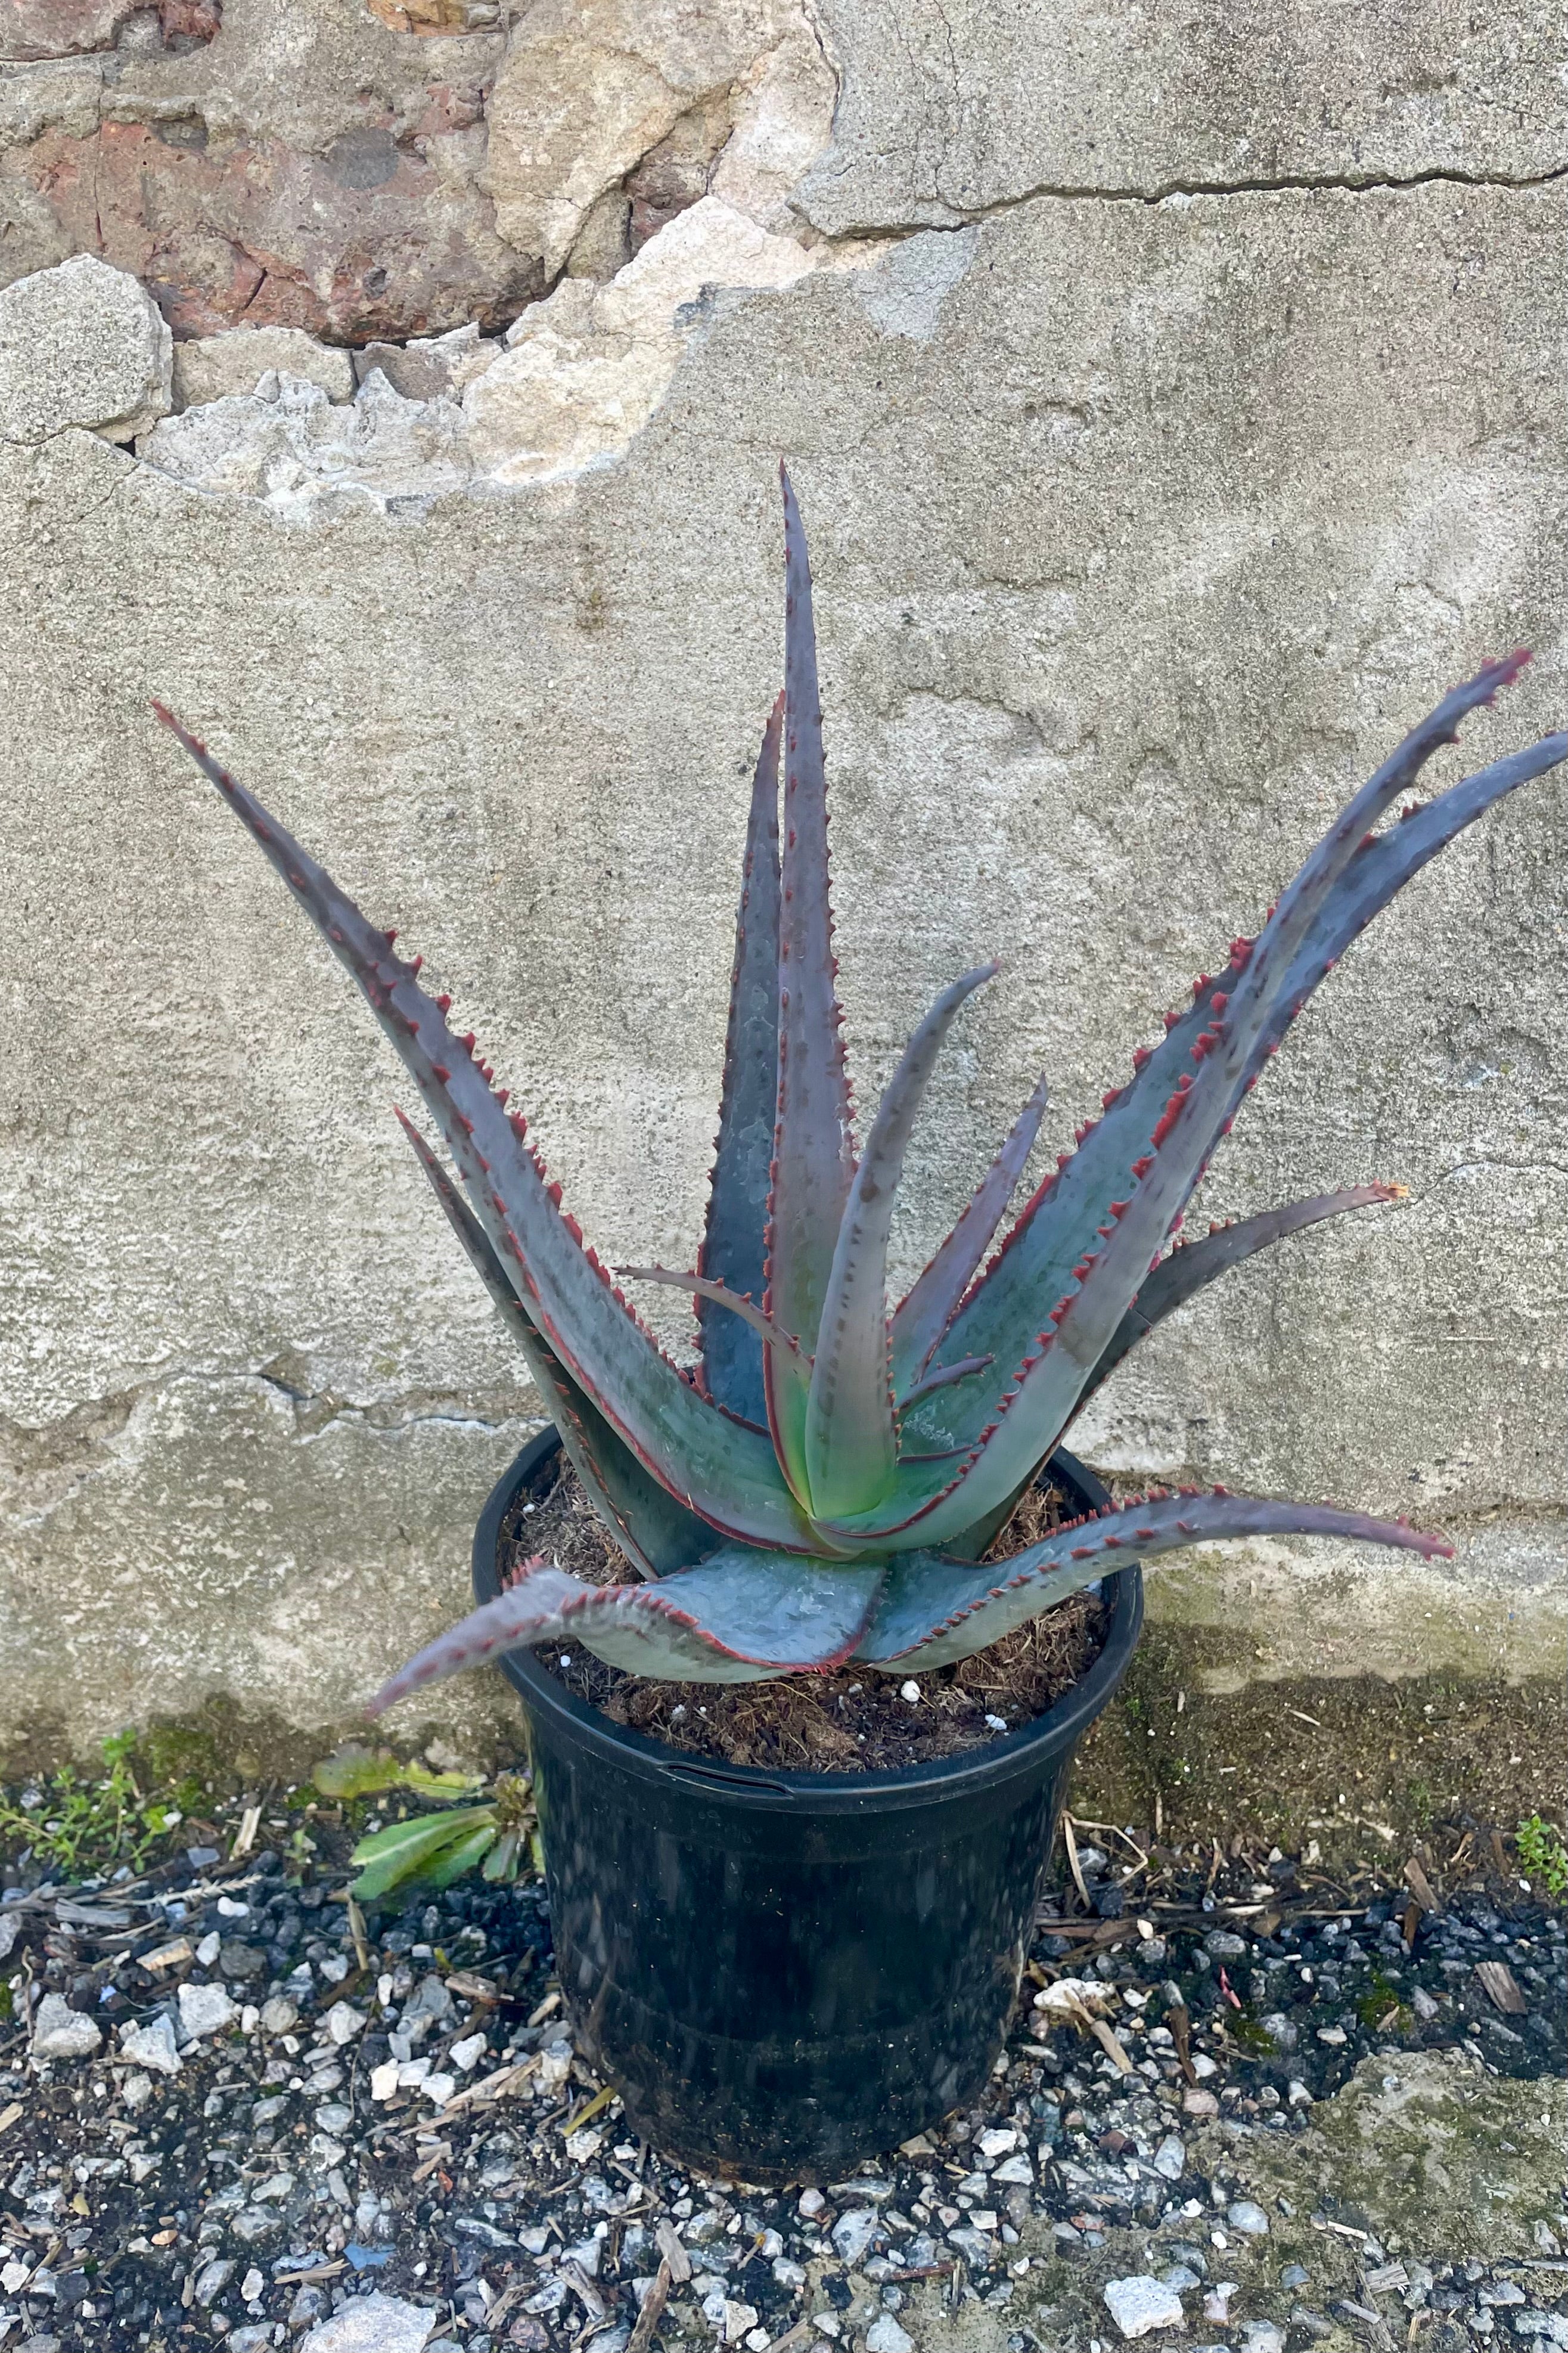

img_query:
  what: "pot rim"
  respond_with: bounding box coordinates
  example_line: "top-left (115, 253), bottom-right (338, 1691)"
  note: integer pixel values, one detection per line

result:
top-left (473, 1428), bottom-right (1143, 1813)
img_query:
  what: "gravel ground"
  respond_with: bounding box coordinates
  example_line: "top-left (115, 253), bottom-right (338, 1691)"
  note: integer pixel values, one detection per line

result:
top-left (0, 1786), bottom-right (1563, 2353)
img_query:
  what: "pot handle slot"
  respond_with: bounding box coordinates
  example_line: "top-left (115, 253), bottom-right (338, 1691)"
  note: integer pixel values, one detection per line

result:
top-left (660, 1761), bottom-right (796, 1801)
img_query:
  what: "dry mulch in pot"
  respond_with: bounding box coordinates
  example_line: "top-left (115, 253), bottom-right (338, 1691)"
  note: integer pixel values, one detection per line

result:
top-left (499, 1461), bottom-right (1107, 1772)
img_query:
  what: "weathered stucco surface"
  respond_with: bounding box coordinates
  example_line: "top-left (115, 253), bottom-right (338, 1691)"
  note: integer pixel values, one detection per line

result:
top-left (0, 0), bottom-right (1563, 1756)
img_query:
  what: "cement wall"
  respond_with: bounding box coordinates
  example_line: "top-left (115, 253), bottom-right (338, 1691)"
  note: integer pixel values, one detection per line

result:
top-left (0, 0), bottom-right (1563, 1759)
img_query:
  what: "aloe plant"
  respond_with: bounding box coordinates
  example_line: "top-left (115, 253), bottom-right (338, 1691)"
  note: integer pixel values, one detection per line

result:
top-left (154, 473), bottom-right (1566, 1709)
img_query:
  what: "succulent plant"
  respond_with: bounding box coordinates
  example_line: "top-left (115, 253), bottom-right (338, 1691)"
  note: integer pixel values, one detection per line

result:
top-left (154, 473), bottom-right (1566, 1713)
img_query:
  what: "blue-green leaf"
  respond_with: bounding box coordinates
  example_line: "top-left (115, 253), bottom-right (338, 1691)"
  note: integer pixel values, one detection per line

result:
top-left (764, 469), bottom-right (856, 1499)
top-left (889, 1069), bottom-right (1048, 1396)
top-left (399, 1112), bottom-right (717, 1577)
top-left (805, 963), bottom-right (998, 1521)
top-left (699, 695), bottom-right (783, 1427)
top-left (855, 1487), bottom-right (1454, 1671)
top-left (154, 704), bottom-right (816, 1557)
top-left (1079, 1183), bottom-right (1406, 1404)
top-left (368, 1553), bottom-right (887, 1708)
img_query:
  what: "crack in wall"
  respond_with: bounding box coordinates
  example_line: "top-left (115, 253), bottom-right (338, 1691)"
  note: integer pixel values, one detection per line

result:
top-left (824, 157), bottom-right (1568, 239)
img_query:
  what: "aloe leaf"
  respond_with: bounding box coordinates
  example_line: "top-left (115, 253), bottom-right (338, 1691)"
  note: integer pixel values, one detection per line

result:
top-left (698, 695), bottom-right (784, 1426)
top-left (154, 704), bottom-right (817, 1559)
top-left (399, 1113), bottom-right (716, 1577)
top-left (867, 658), bottom-right (1557, 1549)
top-left (855, 1486), bottom-right (1454, 1670)
top-left (965, 657), bottom-right (1544, 1487)
top-left (1080, 1183), bottom-right (1408, 1402)
top-left (889, 1069), bottom-right (1049, 1394)
top-left (764, 469), bottom-right (856, 1499)
top-left (804, 963), bottom-right (1000, 1520)
top-left (617, 1267), bottom-right (806, 1363)
top-left (571, 1549), bottom-right (886, 1680)
top-left (898, 1353), bottom-right (995, 1409)
top-left (1246, 730), bottom-right (1568, 1089)
top-left (367, 1552), bottom-right (887, 1712)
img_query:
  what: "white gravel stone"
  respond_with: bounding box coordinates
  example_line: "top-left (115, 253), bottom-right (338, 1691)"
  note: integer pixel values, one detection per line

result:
top-left (31, 1992), bottom-right (103, 2059)
top-left (260, 1996), bottom-right (299, 2035)
top-left (1241, 2325), bottom-right (1287, 2353)
top-left (298, 2293), bottom-right (438, 2353)
top-left (539, 2037), bottom-right (574, 2089)
top-left (831, 2208), bottom-right (877, 2265)
top-left (119, 2014), bottom-right (182, 2075)
top-left (370, 2061), bottom-right (401, 2103)
top-left (1153, 2134), bottom-right (1187, 2180)
top-left (899, 1681), bottom-right (921, 1703)
top-left (195, 2258), bottom-right (237, 2306)
top-left (867, 2320), bottom-right (914, 2353)
top-left (976, 2126), bottom-right (1018, 2158)
top-left (1227, 2201), bottom-right (1270, 2236)
top-left (449, 2031), bottom-right (488, 2071)
top-left (324, 1999), bottom-right (367, 2045)
top-left (1103, 2276), bottom-right (1187, 2339)
top-left (179, 1982), bottom-right (239, 2040)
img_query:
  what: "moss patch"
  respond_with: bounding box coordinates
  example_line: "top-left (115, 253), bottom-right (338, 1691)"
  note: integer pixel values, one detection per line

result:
top-left (1069, 1620), bottom-right (1564, 1865)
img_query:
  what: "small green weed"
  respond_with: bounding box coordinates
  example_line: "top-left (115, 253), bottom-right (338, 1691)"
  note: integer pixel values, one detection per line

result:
top-left (1356, 1969), bottom-right (1412, 2032)
top-left (1516, 1815), bottom-right (1567, 1899)
top-left (0, 1732), bottom-right (179, 1878)
top-left (310, 1739), bottom-right (542, 1909)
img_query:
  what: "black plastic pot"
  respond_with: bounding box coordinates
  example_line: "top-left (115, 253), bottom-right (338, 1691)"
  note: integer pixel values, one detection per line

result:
top-left (473, 1431), bottom-right (1142, 2183)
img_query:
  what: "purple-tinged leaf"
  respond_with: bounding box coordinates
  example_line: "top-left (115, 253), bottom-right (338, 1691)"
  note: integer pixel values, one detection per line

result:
top-left (698, 695), bottom-right (783, 1427)
top-left (889, 1069), bottom-right (1048, 1395)
top-left (398, 1112), bottom-right (716, 1579)
top-left (854, 1486), bottom-right (1454, 1670)
top-left (765, 468), bottom-right (856, 1500)
top-left (973, 656), bottom-right (1541, 1489)
top-left (617, 1266), bottom-right (806, 1364)
top-left (874, 656), bottom-right (1554, 1548)
top-left (367, 1551), bottom-right (887, 1711)
top-left (153, 703), bottom-right (820, 1559)
top-left (1240, 730), bottom-right (1568, 1100)
top-left (898, 1353), bottom-right (995, 1409)
top-left (1078, 1183), bottom-right (1407, 1404)
top-left (805, 962), bottom-right (999, 1520)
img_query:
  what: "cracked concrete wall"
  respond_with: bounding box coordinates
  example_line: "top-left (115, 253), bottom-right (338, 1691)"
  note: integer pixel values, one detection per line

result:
top-left (0, 0), bottom-right (1564, 1760)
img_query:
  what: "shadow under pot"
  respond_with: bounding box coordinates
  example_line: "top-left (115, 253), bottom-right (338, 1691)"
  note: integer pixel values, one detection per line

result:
top-left (473, 1425), bottom-right (1144, 2184)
